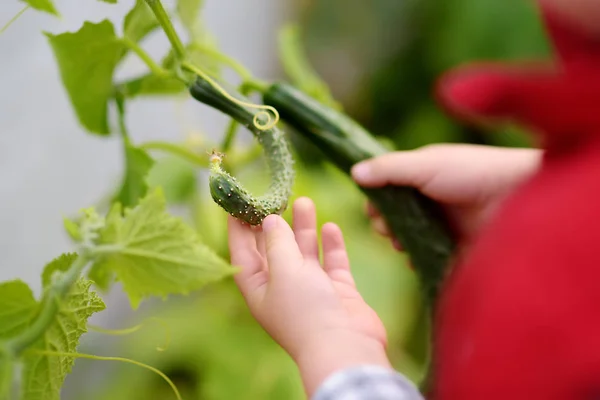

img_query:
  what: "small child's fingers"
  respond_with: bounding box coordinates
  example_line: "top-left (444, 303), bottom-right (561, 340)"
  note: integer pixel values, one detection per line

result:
top-left (228, 216), bottom-right (266, 295)
top-left (321, 222), bottom-right (356, 287)
top-left (292, 197), bottom-right (319, 261)
top-left (351, 151), bottom-right (436, 189)
top-left (263, 215), bottom-right (304, 277)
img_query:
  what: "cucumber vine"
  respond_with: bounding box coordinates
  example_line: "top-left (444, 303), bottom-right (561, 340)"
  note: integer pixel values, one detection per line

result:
top-left (1, 0), bottom-right (455, 397)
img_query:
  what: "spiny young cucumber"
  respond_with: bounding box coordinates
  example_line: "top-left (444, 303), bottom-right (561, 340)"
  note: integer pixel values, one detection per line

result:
top-left (262, 81), bottom-right (456, 306)
top-left (189, 78), bottom-right (294, 225)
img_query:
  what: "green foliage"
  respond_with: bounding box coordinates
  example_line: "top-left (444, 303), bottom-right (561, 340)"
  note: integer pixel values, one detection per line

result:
top-left (117, 74), bottom-right (186, 98)
top-left (0, 281), bottom-right (36, 400)
top-left (20, 256), bottom-right (106, 400)
top-left (123, 0), bottom-right (160, 45)
top-left (62, 217), bottom-right (82, 242)
top-left (146, 156), bottom-right (197, 204)
top-left (0, 257), bottom-right (105, 400)
top-left (114, 143), bottom-right (155, 208)
top-left (0, 281), bottom-right (38, 340)
top-left (0, 351), bottom-right (12, 400)
top-left (89, 189), bottom-right (236, 309)
top-left (45, 20), bottom-right (124, 135)
top-left (21, 0), bottom-right (58, 16)
top-left (176, 0), bottom-right (204, 38)
top-left (41, 253), bottom-right (79, 287)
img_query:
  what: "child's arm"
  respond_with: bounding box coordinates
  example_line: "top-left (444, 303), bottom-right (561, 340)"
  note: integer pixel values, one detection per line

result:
top-left (227, 198), bottom-right (423, 399)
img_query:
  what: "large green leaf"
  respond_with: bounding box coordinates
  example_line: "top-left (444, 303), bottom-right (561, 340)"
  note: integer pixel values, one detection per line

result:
top-left (20, 255), bottom-right (106, 400)
top-left (21, 0), bottom-right (58, 16)
top-left (113, 143), bottom-right (155, 209)
top-left (91, 188), bottom-right (236, 309)
top-left (45, 20), bottom-right (125, 135)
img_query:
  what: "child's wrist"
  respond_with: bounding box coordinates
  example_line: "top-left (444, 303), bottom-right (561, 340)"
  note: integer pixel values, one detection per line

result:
top-left (293, 331), bottom-right (392, 397)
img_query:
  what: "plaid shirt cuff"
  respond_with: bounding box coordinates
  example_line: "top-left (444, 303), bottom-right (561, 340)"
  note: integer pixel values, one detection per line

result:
top-left (312, 365), bottom-right (425, 400)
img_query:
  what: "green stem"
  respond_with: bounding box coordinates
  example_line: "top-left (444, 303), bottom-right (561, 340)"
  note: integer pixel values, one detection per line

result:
top-left (140, 141), bottom-right (209, 167)
top-left (239, 79), bottom-right (270, 95)
top-left (120, 37), bottom-right (169, 77)
top-left (143, 0), bottom-right (186, 61)
top-left (0, 5), bottom-right (29, 34)
top-left (188, 43), bottom-right (253, 81)
top-left (6, 252), bottom-right (91, 356)
top-left (115, 93), bottom-right (129, 141)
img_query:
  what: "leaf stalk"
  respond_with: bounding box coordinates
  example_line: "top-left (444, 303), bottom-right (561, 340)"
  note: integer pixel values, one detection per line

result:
top-left (6, 252), bottom-right (91, 356)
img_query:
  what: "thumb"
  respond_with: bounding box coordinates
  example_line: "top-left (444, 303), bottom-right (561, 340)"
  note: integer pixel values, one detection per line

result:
top-left (262, 214), bottom-right (303, 276)
top-left (351, 151), bottom-right (439, 189)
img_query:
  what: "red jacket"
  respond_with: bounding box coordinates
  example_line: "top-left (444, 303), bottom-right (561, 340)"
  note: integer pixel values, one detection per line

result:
top-left (434, 3), bottom-right (600, 399)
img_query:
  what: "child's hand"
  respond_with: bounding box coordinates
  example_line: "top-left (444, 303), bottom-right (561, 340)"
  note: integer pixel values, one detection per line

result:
top-left (227, 197), bottom-right (391, 396)
top-left (351, 144), bottom-right (542, 249)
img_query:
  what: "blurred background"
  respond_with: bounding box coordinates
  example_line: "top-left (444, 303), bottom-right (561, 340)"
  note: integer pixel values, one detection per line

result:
top-left (0, 0), bottom-right (550, 398)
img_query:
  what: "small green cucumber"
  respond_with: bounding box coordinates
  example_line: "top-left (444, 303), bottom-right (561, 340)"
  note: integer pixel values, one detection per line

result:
top-left (189, 78), bottom-right (295, 225)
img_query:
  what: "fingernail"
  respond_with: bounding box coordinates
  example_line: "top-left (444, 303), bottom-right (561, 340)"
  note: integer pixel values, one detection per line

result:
top-left (351, 162), bottom-right (371, 181)
top-left (262, 215), bottom-right (278, 232)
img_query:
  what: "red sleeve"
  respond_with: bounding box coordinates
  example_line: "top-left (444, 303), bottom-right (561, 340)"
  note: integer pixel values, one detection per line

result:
top-left (432, 3), bottom-right (600, 399)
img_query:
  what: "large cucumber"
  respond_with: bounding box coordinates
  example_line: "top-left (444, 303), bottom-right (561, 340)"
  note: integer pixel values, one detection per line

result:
top-left (263, 82), bottom-right (456, 306)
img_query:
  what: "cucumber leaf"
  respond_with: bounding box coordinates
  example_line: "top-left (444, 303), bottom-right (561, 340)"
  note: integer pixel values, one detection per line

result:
top-left (99, 0), bottom-right (117, 3)
top-left (20, 255), bottom-right (105, 400)
top-left (41, 253), bottom-right (79, 287)
top-left (0, 351), bottom-right (12, 400)
top-left (116, 74), bottom-right (186, 98)
top-left (176, 0), bottom-right (203, 37)
top-left (115, 0), bottom-right (186, 98)
top-left (90, 188), bottom-right (236, 309)
top-left (0, 256), bottom-right (104, 400)
top-left (62, 217), bottom-right (82, 242)
top-left (123, 0), bottom-right (159, 44)
top-left (0, 280), bottom-right (37, 400)
top-left (146, 156), bottom-right (197, 204)
top-left (45, 20), bottom-right (125, 135)
top-left (87, 205), bottom-right (122, 291)
top-left (113, 143), bottom-right (154, 209)
top-left (21, 0), bottom-right (58, 16)
top-left (0, 281), bottom-right (38, 340)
